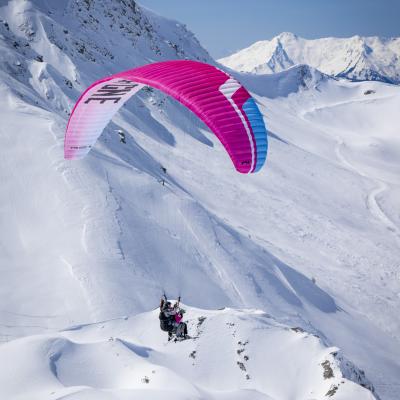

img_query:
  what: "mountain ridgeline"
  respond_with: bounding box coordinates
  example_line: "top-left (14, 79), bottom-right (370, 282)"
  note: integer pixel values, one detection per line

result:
top-left (219, 32), bottom-right (400, 84)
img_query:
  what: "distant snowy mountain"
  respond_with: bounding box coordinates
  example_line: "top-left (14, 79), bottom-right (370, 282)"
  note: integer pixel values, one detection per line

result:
top-left (1, 1), bottom-right (400, 400)
top-left (219, 32), bottom-right (400, 84)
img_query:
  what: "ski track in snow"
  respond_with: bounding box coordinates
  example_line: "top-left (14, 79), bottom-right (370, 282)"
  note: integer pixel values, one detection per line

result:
top-left (367, 182), bottom-right (400, 236)
top-left (334, 137), bottom-right (400, 238)
top-left (104, 170), bottom-right (126, 261)
top-left (301, 98), bottom-right (400, 241)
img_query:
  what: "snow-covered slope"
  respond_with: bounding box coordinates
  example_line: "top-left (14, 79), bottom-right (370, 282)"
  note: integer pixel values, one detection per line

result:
top-left (0, 306), bottom-right (377, 400)
top-left (1, 1), bottom-right (399, 399)
top-left (219, 32), bottom-right (400, 84)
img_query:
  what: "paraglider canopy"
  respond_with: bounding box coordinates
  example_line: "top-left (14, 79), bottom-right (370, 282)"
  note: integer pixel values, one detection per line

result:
top-left (64, 60), bottom-right (268, 173)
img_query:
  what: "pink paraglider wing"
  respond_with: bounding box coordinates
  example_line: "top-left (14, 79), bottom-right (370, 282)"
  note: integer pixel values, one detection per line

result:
top-left (65, 60), bottom-right (267, 173)
top-left (65, 78), bottom-right (144, 159)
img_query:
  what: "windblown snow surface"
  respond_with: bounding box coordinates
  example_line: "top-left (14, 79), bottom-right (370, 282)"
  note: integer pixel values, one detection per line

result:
top-left (0, 1), bottom-right (399, 400)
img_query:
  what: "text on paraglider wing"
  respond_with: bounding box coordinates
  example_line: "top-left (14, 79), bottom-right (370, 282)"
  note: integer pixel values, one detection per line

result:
top-left (84, 79), bottom-right (139, 104)
top-left (70, 145), bottom-right (91, 149)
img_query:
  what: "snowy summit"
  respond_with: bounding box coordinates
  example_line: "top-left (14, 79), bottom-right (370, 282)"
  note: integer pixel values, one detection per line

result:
top-left (219, 32), bottom-right (400, 84)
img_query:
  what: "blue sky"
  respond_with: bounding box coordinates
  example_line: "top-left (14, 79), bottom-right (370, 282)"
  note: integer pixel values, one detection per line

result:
top-left (139, 0), bottom-right (400, 58)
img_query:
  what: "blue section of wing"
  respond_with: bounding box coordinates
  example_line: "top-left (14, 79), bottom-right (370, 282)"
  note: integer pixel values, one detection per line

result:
top-left (242, 98), bottom-right (268, 172)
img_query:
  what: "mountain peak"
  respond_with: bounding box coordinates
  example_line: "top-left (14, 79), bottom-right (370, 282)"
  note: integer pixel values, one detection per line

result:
top-left (276, 31), bottom-right (298, 41)
top-left (0, 306), bottom-right (378, 399)
top-left (219, 33), bottom-right (400, 84)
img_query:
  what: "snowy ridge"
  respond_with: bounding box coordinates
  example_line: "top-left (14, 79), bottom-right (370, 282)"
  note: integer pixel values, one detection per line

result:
top-left (0, 1), bottom-right (399, 399)
top-left (232, 64), bottom-right (334, 99)
top-left (219, 32), bottom-right (400, 84)
top-left (0, 0), bottom-right (211, 113)
top-left (0, 306), bottom-right (377, 400)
